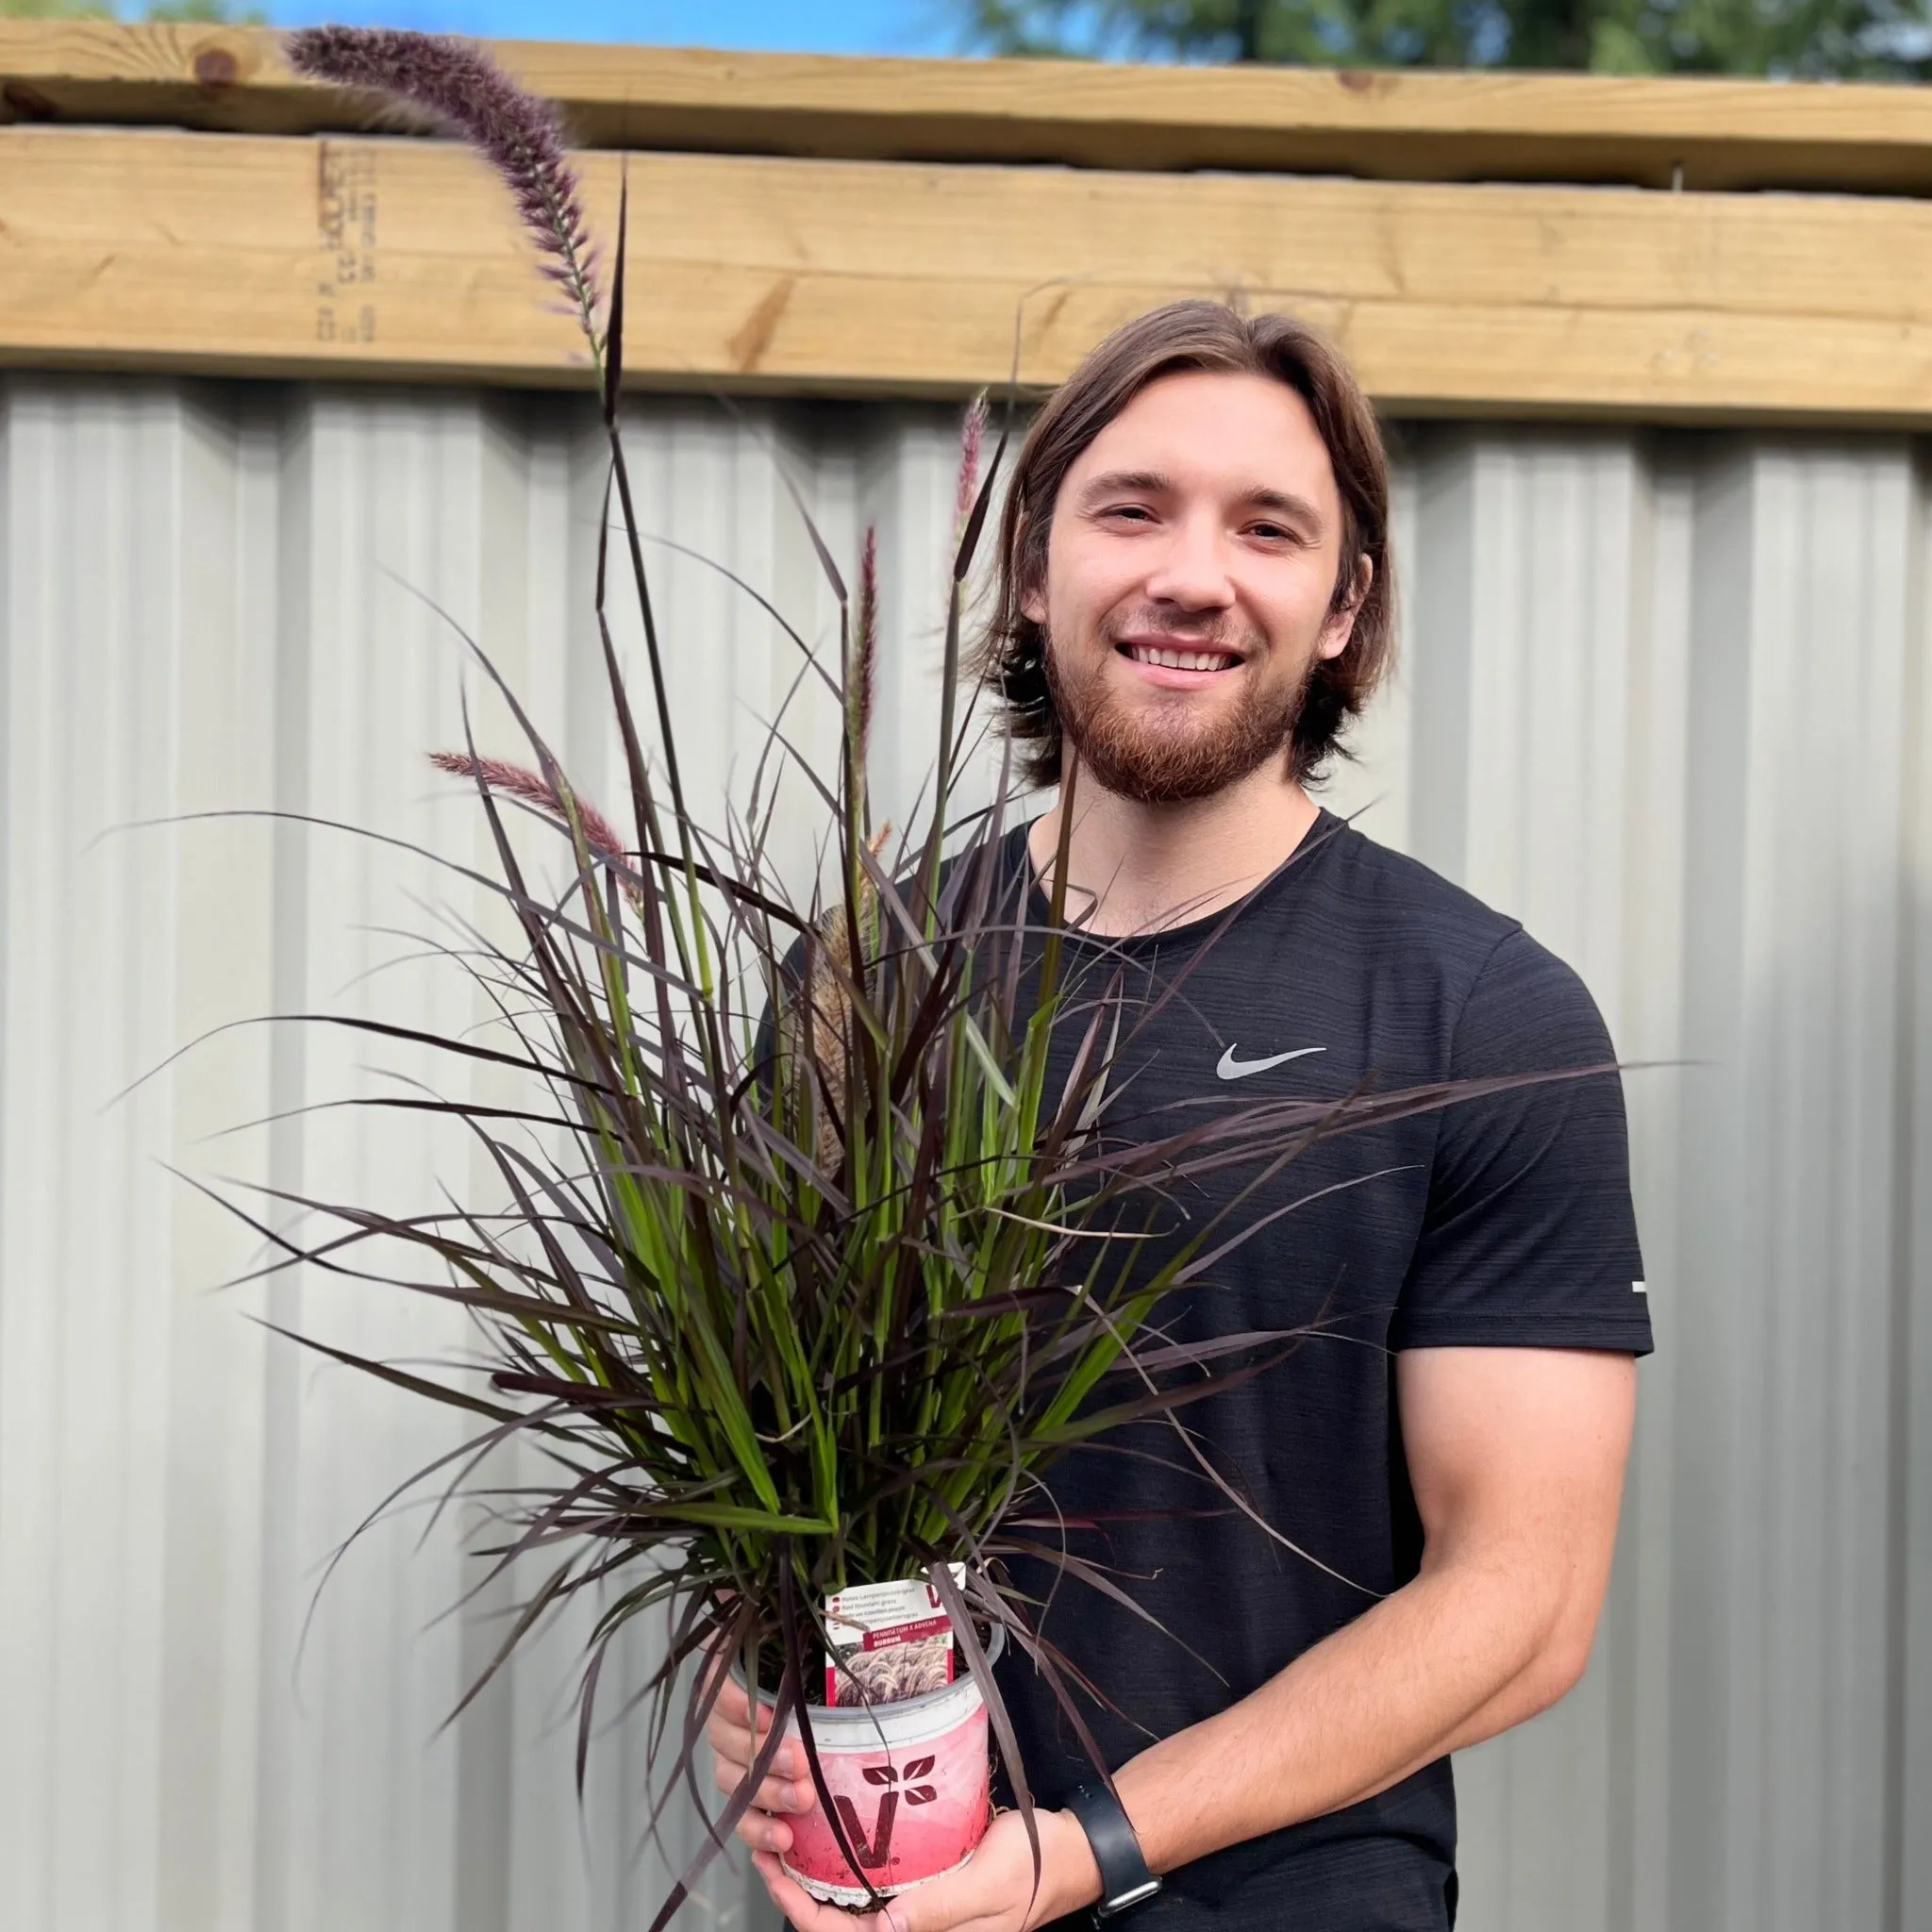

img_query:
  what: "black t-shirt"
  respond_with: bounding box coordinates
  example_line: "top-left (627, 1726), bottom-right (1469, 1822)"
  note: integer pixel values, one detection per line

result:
top-left (980, 809), bottom-right (1652, 1932)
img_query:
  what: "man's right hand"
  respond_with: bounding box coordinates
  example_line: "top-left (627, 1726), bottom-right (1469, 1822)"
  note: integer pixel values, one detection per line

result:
top-left (705, 1667), bottom-right (820, 1857)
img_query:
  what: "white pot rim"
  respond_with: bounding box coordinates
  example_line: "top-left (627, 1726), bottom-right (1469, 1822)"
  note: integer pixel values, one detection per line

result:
top-left (727, 1619), bottom-right (1007, 1727)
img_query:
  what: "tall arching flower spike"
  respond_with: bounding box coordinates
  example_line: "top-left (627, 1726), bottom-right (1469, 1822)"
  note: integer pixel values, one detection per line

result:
top-left (285, 28), bottom-right (602, 355)
top-left (426, 752), bottom-right (645, 917)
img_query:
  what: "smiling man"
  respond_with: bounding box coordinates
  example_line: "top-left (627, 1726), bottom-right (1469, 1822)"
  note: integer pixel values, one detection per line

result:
top-left (709, 301), bottom-right (1653, 1932)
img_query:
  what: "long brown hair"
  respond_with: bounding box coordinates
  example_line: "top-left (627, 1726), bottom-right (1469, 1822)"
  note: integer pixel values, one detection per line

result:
top-left (974, 300), bottom-right (1395, 788)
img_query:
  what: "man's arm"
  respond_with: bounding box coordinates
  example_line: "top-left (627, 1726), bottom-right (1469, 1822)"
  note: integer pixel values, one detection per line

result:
top-left (734, 1344), bottom-right (1636, 1932)
top-left (1106, 1345), bottom-right (1636, 1871)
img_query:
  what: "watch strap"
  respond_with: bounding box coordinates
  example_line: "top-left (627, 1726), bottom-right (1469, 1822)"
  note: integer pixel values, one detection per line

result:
top-left (1065, 1783), bottom-right (1161, 1919)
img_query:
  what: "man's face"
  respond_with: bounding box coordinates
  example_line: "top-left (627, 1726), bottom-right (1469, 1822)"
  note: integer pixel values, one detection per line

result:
top-left (1024, 369), bottom-right (1365, 806)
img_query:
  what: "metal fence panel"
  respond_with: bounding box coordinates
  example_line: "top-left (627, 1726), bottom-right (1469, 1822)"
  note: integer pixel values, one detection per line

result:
top-left (1, 375), bottom-right (1925, 1932)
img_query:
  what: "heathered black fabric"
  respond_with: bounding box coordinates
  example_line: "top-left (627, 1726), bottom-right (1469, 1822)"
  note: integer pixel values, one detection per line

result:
top-left (979, 809), bottom-right (1652, 1932)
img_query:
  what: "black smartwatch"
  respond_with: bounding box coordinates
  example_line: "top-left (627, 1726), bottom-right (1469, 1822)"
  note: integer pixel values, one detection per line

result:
top-left (1065, 1783), bottom-right (1161, 1920)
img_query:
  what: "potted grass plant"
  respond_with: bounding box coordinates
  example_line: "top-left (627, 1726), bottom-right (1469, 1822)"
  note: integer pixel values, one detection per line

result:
top-left (242, 28), bottom-right (1475, 1926)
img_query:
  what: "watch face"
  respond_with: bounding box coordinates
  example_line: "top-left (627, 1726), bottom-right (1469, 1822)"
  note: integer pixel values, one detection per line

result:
top-left (1097, 1877), bottom-right (1162, 1918)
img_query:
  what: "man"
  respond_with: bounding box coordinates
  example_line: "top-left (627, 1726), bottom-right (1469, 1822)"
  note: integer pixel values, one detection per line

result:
top-left (708, 300), bottom-right (1652, 1932)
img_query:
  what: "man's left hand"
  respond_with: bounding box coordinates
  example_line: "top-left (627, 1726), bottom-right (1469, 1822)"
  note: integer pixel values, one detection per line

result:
top-left (752, 1805), bottom-right (1102, 1932)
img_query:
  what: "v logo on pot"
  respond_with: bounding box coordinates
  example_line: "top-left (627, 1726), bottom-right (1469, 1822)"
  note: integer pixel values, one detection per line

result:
top-left (836, 1758), bottom-right (940, 1869)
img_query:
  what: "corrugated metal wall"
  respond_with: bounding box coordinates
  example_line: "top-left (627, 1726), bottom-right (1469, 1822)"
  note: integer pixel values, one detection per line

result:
top-left (2, 374), bottom-right (1927, 1932)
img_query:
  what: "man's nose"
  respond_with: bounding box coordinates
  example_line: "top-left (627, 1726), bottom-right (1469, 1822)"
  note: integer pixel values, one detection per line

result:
top-left (1141, 512), bottom-right (1235, 612)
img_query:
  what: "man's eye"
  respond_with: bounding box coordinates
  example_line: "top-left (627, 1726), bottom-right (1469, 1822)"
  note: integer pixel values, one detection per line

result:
top-left (1103, 505), bottom-right (1154, 522)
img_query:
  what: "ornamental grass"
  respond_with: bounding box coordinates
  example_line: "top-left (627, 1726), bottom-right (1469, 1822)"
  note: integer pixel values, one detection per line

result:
top-left (202, 28), bottom-right (1509, 1924)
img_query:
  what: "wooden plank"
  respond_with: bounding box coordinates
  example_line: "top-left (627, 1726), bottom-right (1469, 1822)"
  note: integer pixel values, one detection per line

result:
top-left (6, 21), bottom-right (1932, 194)
top-left (5, 125), bottom-right (1932, 423)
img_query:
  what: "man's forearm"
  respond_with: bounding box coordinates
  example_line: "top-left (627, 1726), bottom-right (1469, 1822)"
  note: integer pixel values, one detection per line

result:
top-left (1109, 1553), bottom-right (1580, 1875)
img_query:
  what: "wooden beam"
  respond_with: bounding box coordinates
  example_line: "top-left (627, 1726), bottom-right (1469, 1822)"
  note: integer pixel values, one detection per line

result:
top-left (7, 21), bottom-right (1932, 195)
top-left (6, 125), bottom-right (1932, 424)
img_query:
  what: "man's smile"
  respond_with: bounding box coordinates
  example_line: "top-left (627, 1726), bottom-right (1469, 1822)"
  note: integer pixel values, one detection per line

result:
top-left (1115, 638), bottom-right (1245, 685)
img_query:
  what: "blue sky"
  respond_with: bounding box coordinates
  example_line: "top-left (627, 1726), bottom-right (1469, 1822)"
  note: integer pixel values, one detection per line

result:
top-left (262, 0), bottom-right (964, 57)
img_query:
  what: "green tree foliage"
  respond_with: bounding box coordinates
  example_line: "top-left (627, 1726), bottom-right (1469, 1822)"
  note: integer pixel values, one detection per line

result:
top-left (961, 0), bottom-right (1932, 76)
top-left (0, 0), bottom-right (264, 20)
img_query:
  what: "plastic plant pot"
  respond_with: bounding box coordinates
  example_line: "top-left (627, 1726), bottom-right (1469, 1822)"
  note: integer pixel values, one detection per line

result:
top-left (749, 1626), bottom-right (1005, 1906)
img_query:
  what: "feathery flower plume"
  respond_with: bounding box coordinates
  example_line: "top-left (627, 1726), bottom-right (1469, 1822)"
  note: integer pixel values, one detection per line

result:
top-left (797, 823), bottom-right (891, 1172)
top-left (285, 28), bottom-right (602, 358)
top-left (954, 391), bottom-right (989, 541)
top-left (428, 752), bottom-right (642, 914)
top-left (853, 524), bottom-right (879, 770)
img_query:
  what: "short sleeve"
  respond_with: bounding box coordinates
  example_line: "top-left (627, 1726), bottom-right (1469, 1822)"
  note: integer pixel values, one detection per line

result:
top-left (1391, 929), bottom-right (1654, 1356)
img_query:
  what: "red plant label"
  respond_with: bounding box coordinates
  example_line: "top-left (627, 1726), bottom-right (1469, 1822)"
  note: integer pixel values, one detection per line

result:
top-left (824, 1569), bottom-right (964, 1706)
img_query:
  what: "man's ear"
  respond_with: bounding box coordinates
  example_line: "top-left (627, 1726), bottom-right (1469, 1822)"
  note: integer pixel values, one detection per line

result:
top-left (1317, 554), bottom-right (1373, 662)
top-left (1016, 515), bottom-right (1046, 625)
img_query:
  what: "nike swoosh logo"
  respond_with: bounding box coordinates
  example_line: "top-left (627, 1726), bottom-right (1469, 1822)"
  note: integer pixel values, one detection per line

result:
top-left (1216, 1044), bottom-right (1325, 1081)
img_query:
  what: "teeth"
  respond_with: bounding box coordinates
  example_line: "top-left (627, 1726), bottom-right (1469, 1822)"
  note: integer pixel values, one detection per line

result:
top-left (1127, 644), bottom-right (1234, 672)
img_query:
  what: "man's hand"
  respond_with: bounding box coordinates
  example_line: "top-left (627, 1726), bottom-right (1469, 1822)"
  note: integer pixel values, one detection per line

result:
top-left (703, 1666), bottom-right (815, 1857)
top-left (707, 1665), bottom-right (1103, 1932)
top-left (752, 1807), bottom-right (1101, 1932)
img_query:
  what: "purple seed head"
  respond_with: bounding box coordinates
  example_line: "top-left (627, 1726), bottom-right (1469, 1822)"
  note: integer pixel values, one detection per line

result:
top-left (955, 391), bottom-right (989, 530)
top-left (854, 525), bottom-right (879, 763)
top-left (286, 27), bottom-right (601, 340)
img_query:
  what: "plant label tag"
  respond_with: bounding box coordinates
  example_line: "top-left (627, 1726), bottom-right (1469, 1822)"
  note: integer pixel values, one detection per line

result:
top-left (824, 1567), bottom-right (965, 1707)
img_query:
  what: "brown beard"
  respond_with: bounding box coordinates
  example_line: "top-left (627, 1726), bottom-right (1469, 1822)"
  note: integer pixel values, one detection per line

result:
top-left (1042, 620), bottom-right (1309, 807)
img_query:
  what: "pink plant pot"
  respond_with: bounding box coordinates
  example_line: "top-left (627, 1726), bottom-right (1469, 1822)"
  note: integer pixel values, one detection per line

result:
top-left (758, 1630), bottom-right (1002, 1906)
